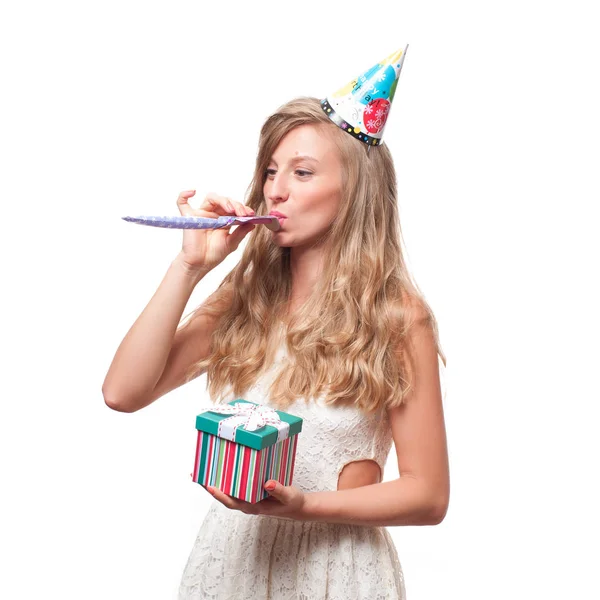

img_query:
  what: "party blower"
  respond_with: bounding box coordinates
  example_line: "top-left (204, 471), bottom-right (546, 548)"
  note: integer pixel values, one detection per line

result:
top-left (122, 215), bottom-right (281, 231)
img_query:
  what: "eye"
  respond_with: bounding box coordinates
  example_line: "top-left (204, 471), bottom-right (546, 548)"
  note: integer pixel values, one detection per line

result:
top-left (265, 168), bottom-right (277, 178)
top-left (295, 170), bottom-right (312, 177)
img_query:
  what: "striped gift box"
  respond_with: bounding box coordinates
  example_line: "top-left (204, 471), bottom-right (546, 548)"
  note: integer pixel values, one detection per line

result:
top-left (192, 399), bottom-right (303, 503)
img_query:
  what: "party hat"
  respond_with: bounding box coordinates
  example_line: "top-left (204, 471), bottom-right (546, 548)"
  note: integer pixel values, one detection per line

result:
top-left (320, 45), bottom-right (408, 146)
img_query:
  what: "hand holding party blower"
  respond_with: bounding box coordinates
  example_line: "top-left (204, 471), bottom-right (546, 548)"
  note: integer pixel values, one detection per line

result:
top-left (121, 190), bottom-right (280, 273)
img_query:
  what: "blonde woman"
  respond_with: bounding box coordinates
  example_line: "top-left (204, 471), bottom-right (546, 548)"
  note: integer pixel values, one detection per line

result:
top-left (103, 96), bottom-right (449, 599)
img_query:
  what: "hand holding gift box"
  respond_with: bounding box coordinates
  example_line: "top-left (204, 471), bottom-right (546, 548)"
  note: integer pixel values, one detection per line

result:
top-left (192, 399), bottom-right (303, 504)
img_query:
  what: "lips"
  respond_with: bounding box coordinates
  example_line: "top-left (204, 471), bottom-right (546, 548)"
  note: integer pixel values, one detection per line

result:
top-left (269, 211), bottom-right (287, 218)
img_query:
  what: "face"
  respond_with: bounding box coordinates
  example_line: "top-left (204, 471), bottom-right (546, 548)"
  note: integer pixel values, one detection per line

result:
top-left (264, 124), bottom-right (343, 249)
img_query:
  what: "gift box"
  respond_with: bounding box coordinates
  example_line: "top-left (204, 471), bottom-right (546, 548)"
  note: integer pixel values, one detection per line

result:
top-left (192, 399), bottom-right (303, 503)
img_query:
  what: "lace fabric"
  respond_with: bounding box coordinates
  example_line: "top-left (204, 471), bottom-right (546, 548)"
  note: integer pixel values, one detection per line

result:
top-left (178, 337), bottom-right (406, 599)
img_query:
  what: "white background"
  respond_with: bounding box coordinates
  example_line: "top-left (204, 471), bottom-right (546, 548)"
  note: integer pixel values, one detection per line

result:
top-left (1, 0), bottom-right (599, 598)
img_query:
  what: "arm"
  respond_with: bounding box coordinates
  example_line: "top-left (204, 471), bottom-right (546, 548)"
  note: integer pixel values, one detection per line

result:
top-left (102, 253), bottom-right (212, 413)
top-left (302, 304), bottom-right (450, 527)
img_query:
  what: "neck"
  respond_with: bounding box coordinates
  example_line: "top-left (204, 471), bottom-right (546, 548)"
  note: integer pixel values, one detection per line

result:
top-left (287, 244), bottom-right (327, 315)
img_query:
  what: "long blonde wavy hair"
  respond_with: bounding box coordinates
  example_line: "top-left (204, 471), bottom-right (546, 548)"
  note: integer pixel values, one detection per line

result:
top-left (181, 96), bottom-right (446, 415)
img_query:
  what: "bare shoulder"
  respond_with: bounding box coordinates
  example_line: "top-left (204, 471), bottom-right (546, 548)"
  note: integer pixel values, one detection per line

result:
top-left (400, 292), bottom-right (433, 329)
top-left (393, 292), bottom-right (439, 383)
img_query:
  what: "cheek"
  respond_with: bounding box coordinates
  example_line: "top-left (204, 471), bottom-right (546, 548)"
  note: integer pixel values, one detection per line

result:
top-left (300, 190), bottom-right (341, 228)
top-left (303, 182), bottom-right (339, 209)
top-left (315, 185), bottom-right (342, 218)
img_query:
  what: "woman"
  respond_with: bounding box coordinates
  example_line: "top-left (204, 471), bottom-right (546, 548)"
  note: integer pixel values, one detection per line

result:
top-left (104, 90), bottom-right (449, 598)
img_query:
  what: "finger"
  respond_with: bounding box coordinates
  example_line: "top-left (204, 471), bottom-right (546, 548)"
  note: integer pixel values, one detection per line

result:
top-left (208, 485), bottom-right (233, 506)
top-left (219, 196), bottom-right (243, 216)
top-left (176, 190), bottom-right (196, 216)
top-left (203, 193), bottom-right (254, 217)
top-left (226, 223), bottom-right (255, 251)
top-left (230, 200), bottom-right (255, 217)
top-left (199, 483), bottom-right (213, 495)
top-left (210, 486), bottom-right (250, 512)
top-left (201, 192), bottom-right (236, 216)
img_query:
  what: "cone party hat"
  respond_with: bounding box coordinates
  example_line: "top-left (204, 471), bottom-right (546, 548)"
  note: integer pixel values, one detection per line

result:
top-left (320, 45), bottom-right (408, 146)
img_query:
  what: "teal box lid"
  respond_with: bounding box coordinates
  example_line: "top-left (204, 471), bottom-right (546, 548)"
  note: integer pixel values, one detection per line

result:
top-left (195, 399), bottom-right (303, 451)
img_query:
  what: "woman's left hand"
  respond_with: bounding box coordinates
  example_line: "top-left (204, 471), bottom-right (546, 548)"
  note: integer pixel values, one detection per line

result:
top-left (205, 480), bottom-right (309, 521)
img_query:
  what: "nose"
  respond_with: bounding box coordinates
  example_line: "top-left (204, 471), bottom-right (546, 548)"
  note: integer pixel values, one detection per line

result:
top-left (266, 172), bottom-right (289, 203)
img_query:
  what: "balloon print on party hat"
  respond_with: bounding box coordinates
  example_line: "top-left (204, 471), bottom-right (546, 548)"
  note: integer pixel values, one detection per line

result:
top-left (320, 45), bottom-right (409, 146)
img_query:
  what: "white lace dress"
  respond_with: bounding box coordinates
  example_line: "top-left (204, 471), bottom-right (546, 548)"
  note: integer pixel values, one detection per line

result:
top-left (178, 338), bottom-right (406, 600)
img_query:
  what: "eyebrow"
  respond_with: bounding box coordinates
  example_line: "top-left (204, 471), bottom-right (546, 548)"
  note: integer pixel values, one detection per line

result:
top-left (269, 155), bottom-right (320, 166)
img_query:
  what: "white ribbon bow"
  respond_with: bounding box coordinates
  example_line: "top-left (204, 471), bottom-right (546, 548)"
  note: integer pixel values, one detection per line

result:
top-left (197, 402), bottom-right (290, 444)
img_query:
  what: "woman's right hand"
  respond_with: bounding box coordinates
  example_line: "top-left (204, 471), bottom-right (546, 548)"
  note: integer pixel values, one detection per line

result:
top-left (175, 190), bottom-right (256, 273)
